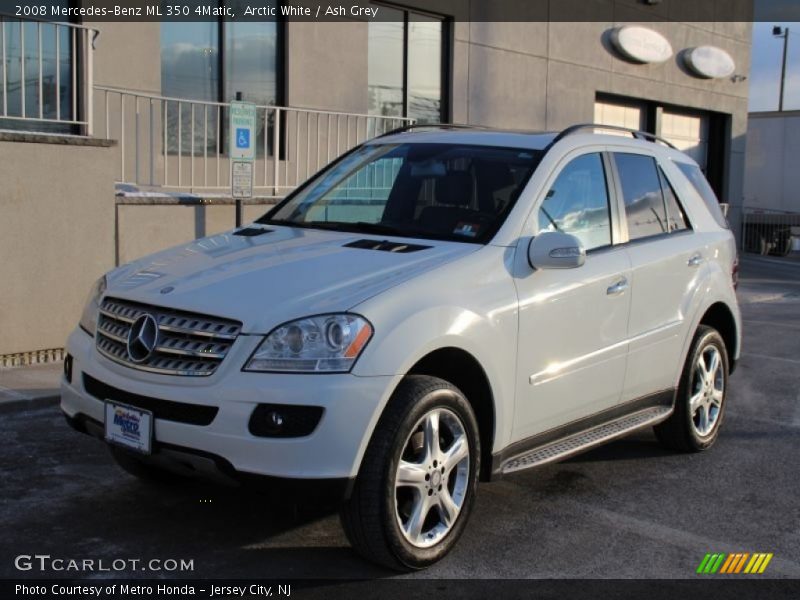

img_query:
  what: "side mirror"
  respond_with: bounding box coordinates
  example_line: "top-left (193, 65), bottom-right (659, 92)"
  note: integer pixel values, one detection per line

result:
top-left (527, 231), bottom-right (586, 269)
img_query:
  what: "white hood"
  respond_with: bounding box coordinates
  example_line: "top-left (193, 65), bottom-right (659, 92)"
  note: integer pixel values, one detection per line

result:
top-left (106, 226), bottom-right (477, 333)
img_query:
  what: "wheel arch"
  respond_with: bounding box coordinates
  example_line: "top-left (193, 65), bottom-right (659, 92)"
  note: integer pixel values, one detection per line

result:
top-left (697, 302), bottom-right (740, 374)
top-left (407, 347), bottom-right (496, 482)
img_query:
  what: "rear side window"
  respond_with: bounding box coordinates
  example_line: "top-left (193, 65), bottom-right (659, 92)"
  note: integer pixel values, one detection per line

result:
top-left (675, 162), bottom-right (728, 229)
top-left (614, 153), bottom-right (669, 240)
top-left (659, 168), bottom-right (690, 232)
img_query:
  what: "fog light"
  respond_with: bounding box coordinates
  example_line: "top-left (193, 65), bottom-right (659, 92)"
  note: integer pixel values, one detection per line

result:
top-left (248, 404), bottom-right (324, 438)
top-left (268, 411), bottom-right (284, 428)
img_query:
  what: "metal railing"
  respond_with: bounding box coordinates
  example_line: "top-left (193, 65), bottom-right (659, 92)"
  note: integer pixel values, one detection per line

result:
top-left (741, 207), bottom-right (800, 257)
top-left (95, 86), bottom-right (415, 196)
top-left (0, 14), bottom-right (97, 134)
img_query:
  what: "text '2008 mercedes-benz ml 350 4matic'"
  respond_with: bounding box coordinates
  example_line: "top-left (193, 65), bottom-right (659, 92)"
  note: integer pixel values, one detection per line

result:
top-left (62, 123), bottom-right (741, 570)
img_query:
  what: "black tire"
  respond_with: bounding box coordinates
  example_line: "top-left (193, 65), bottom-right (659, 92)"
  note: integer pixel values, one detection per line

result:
top-left (340, 375), bottom-right (480, 571)
top-left (771, 234), bottom-right (793, 257)
top-left (654, 326), bottom-right (729, 452)
top-left (109, 446), bottom-right (183, 484)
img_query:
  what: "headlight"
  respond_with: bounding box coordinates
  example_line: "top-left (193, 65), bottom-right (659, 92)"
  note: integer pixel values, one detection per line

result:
top-left (244, 314), bottom-right (373, 373)
top-left (79, 275), bottom-right (107, 336)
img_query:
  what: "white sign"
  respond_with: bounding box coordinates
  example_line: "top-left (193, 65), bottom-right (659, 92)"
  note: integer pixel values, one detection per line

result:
top-left (684, 46), bottom-right (736, 79)
top-left (229, 101), bottom-right (256, 161)
top-left (610, 26), bottom-right (673, 64)
top-left (105, 401), bottom-right (153, 454)
top-left (232, 161), bottom-right (253, 199)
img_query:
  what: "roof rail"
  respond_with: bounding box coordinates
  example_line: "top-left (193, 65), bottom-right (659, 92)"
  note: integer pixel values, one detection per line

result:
top-left (376, 123), bottom-right (488, 138)
top-left (549, 123), bottom-right (678, 150)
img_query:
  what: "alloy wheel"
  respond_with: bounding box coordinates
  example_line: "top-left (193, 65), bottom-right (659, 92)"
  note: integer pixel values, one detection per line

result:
top-left (690, 345), bottom-right (725, 437)
top-left (393, 407), bottom-right (470, 548)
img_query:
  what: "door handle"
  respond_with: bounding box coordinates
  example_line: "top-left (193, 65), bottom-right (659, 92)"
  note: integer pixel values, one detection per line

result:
top-left (687, 254), bottom-right (704, 267)
top-left (607, 277), bottom-right (629, 296)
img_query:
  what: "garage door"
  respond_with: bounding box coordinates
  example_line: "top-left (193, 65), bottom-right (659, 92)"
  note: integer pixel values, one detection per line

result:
top-left (593, 101), bottom-right (644, 132)
top-left (660, 111), bottom-right (710, 171)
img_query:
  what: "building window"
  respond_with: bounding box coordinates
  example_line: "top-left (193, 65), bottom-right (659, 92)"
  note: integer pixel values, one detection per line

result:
top-left (161, 22), bottom-right (220, 103)
top-left (368, 5), bottom-right (448, 124)
top-left (0, 1), bottom-right (78, 134)
top-left (160, 1), bottom-right (282, 155)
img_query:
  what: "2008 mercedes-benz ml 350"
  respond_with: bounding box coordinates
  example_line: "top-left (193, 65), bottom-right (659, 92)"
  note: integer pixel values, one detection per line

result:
top-left (63, 124), bottom-right (741, 570)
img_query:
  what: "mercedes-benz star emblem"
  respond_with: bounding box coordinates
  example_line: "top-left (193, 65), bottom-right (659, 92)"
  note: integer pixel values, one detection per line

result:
top-left (126, 313), bottom-right (159, 363)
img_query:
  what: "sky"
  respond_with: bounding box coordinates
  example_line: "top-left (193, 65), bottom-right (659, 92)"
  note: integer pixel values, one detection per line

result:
top-left (750, 21), bottom-right (800, 111)
top-left (750, 0), bottom-right (800, 111)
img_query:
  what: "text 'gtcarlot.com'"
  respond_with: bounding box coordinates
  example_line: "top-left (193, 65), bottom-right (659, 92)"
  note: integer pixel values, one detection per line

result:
top-left (14, 554), bottom-right (194, 572)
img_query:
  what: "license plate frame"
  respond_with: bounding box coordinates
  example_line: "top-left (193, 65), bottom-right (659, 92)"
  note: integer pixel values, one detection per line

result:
top-left (104, 401), bottom-right (154, 455)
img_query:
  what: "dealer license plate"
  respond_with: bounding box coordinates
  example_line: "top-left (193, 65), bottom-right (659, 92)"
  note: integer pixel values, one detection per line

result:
top-left (104, 401), bottom-right (153, 455)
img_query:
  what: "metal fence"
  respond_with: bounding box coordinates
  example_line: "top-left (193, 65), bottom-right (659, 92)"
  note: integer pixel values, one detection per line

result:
top-left (95, 86), bottom-right (415, 196)
top-left (741, 207), bottom-right (800, 257)
top-left (0, 14), bottom-right (96, 134)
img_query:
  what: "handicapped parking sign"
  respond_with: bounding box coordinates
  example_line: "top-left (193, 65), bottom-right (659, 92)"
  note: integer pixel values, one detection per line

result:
top-left (229, 101), bottom-right (256, 160)
top-left (235, 128), bottom-right (250, 149)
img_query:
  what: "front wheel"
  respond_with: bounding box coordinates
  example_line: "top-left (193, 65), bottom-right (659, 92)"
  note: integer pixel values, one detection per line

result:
top-left (654, 326), bottom-right (729, 452)
top-left (340, 375), bottom-right (480, 571)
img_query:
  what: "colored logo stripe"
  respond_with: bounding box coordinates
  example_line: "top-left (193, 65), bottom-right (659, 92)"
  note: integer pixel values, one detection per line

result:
top-left (719, 554), bottom-right (737, 573)
top-left (697, 552), bottom-right (773, 574)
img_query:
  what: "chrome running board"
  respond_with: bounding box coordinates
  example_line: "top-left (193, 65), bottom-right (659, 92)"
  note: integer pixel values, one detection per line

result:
top-left (500, 406), bottom-right (672, 475)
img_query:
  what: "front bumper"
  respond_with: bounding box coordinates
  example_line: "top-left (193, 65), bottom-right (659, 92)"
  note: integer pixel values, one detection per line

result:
top-left (62, 327), bottom-right (400, 490)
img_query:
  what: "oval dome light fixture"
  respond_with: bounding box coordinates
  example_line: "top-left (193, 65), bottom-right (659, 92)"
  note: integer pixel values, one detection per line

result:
top-left (683, 46), bottom-right (736, 79)
top-left (609, 25), bottom-right (673, 64)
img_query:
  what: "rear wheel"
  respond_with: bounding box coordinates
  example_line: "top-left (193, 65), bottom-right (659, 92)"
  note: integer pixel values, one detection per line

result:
top-left (340, 375), bottom-right (480, 571)
top-left (654, 326), bottom-right (729, 452)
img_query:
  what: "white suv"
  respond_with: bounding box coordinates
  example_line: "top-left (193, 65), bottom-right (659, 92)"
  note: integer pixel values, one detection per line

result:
top-left (62, 124), bottom-right (741, 570)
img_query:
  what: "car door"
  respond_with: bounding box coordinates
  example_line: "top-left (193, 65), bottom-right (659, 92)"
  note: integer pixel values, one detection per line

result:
top-left (512, 150), bottom-right (632, 442)
top-left (609, 151), bottom-right (703, 402)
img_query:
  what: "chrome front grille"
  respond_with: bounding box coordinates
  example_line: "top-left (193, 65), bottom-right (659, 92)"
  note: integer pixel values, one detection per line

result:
top-left (95, 297), bottom-right (242, 376)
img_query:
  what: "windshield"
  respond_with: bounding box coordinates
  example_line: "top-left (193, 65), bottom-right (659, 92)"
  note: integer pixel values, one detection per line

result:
top-left (260, 143), bottom-right (542, 243)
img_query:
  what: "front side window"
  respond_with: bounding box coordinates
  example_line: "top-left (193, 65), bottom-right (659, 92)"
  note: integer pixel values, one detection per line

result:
top-left (538, 153), bottom-right (612, 251)
top-left (262, 143), bottom-right (541, 243)
top-left (614, 153), bottom-right (669, 241)
top-left (368, 7), bottom-right (446, 124)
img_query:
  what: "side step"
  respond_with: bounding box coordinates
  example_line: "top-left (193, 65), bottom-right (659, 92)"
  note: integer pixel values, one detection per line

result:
top-left (501, 406), bottom-right (672, 475)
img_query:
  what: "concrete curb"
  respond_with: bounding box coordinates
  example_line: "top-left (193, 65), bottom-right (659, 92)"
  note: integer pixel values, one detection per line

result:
top-left (0, 394), bottom-right (60, 415)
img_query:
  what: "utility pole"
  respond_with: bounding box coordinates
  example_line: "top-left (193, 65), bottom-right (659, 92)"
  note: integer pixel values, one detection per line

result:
top-left (773, 26), bottom-right (790, 112)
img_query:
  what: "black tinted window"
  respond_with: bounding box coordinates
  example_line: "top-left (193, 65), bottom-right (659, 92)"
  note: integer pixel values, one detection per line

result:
top-left (659, 168), bottom-right (689, 232)
top-left (676, 162), bottom-right (728, 229)
top-left (538, 153), bottom-right (612, 251)
top-left (614, 153), bottom-right (668, 241)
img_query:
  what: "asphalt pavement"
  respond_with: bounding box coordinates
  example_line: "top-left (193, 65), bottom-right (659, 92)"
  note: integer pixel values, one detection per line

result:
top-left (0, 254), bottom-right (798, 582)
